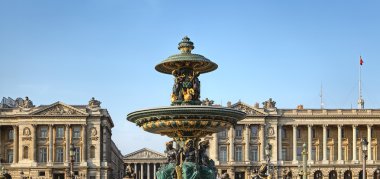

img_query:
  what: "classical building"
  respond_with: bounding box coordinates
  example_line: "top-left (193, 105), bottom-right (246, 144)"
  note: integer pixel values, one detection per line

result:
top-left (123, 148), bottom-right (166, 179)
top-left (0, 97), bottom-right (124, 179)
top-left (208, 99), bottom-right (380, 179)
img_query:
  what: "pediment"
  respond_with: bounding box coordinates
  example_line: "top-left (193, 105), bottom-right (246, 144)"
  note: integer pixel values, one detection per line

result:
top-left (124, 148), bottom-right (166, 159)
top-left (231, 101), bottom-right (267, 116)
top-left (30, 102), bottom-right (88, 116)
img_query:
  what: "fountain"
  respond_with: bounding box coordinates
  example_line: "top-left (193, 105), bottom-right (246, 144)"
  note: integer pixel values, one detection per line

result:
top-left (127, 36), bottom-right (246, 179)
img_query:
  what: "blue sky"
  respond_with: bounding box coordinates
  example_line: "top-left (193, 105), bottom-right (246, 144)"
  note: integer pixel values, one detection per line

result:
top-left (1, 1), bottom-right (379, 154)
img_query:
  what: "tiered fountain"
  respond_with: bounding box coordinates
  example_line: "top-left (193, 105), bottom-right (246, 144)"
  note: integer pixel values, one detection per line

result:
top-left (127, 36), bottom-right (246, 179)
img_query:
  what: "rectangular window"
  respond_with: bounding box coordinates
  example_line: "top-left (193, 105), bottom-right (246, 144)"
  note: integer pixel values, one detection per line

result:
top-left (218, 129), bottom-right (227, 139)
top-left (56, 127), bottom-right (64, 138)
top-left (56, 147), bottom-right (64, 162)
top-left (219, 146), bottom-right (227, 162)
top-left (7, 150), bottom-right (13, 163)
top-left (342, 147), bottom-right (346, 160)
top-left (327, 129), bottom-right (331, 138)
top-left (297, 146), bottom-right (302, 160)
top-left (90, 176), bottom-right (96, 179)
top-left (312, 147), bottom-right (316, 160)
top-left (312, 128), bottom-right (316, 138)
top-left (342, 129), bottom-right (345, 138)
top-left (282, 148), bottom-right (287, 161)
top-left (327, 147), bottom-right (331, 161)
top-left (297, 129), bottom-right (301, 139)
top-left (250, 146), bottom-right (258, 161)
top-left (74, 147), bottom-right (80, 162)
top-left (39, 171), bottom-right (45, 176)
top-left (282, 128), bottom-right (287, 139)
top-left (39, 147), bottom-right (47, 163)
top-left (73, 127), bottom-right (81, 138)
top-left (356, 128), bottom-right (359, 138)
top-left (356, 146), bottom-right (359, 160)
top-left (235, 146), bottom-right (242, 161)
top-left (250, 126), bottom-right (258, 138)
top-left (40, 127), bottom-right (48, 138)
top-left (235, 126), bottom-right (242, 138)
top-left (8, 129), bottom-right (14, 140)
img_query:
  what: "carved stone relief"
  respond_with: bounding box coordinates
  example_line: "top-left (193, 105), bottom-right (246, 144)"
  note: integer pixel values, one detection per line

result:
top-left (37, 105), bottom-right (79, 115)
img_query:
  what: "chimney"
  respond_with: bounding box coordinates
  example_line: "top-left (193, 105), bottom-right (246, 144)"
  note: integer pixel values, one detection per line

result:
top-left (227, 101), bottom-right (232, 107)
top-left (254, 102), bottom-right (259, 108)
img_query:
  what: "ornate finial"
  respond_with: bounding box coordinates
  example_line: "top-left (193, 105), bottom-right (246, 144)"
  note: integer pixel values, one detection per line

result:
top-left (88, 97), bottom-right (101, 108)
top-left (178, 36), bottom-right (194, 53)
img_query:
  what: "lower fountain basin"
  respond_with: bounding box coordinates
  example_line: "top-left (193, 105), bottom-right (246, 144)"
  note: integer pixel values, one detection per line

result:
top-left (127, 106), bottom-right (246, 139)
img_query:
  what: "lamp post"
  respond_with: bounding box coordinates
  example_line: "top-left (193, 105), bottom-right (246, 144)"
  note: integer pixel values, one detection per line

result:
top-left (362, 139), bottom-right (368, 179)
top-left (265, 143), bottom-right (272, 178)
top-left (297, 143), bottom-right (309, 179)
top-left (69, 143), bottom-right (75, 179)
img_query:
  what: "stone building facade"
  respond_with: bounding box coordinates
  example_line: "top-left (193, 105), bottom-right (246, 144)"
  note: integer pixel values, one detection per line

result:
top-left (123, 148), bottom-right (166, 179)
top-left (0, 97), bottom-right (124, 179)
top-left (208, 99), bottom-right (380, 179)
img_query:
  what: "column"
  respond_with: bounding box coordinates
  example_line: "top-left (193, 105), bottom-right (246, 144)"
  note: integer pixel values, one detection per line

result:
top-left (260, 124), bottom-right (265, 162)
top-left (48, 124), bottom-right (53, 163)
top-left (307, 125), bottom-right (312, 162)
top-left (229, 126), bottom-right (235, 162)
top-left (65, 124), bottom-right (70, 163)
top-left (52, 126), bottom-right (56, 163)
top-left (244, 124), bottom-right (250, 162)
top-left (13, 125), bottom-right (18, 163)
top-left (153, 164), bottom-right (156, 179)
top-left (33, 124), bottom-right (37, 162)
top-left (212, 133), bottom-right (219, 162)
top-left (292, 125), bottom-right (297, 163)
top-left (81, 124), bottom-right (87, 163)
top-left (322, 124), bottom-right (328, 163)
top-left (353, 125), bottom-right (358, 162)
top-left (337, 125), bottom-right (343, 163)
top-left (147, 163), bottom-right (150, 179)
top-left (140, 163), bottom-right (144, 179)
top-left (368, 125), bottom-right (372, 161)
top-left (134, 164), bottom-right (137, 178)
top-left (278, 125), bottom-right (283, 161)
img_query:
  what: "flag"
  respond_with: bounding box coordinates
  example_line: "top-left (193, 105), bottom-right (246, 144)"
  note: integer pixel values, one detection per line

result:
top-left (360, 56), bottom-right (364, 65)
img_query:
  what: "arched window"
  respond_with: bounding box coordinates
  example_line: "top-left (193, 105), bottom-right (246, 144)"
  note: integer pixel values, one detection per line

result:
top-left (90, 146), bottom-right (96, 158)
top-left (314, 170), bottom-right (323, 179)
top-left (329, 170), bottom-right (337, 179)
top-left (23, 146), bottom-right (29, 159)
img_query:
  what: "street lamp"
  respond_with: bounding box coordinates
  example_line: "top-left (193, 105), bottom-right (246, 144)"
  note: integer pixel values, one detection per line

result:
top-left (362, 139), bottom-right (368, 179)
top-left (69, 143), bottom-right (75, 179)
top-left (297, 143), bottom-right (310, 179)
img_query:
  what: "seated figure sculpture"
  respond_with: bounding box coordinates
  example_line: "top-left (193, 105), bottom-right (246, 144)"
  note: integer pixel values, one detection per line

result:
top-left (181, 139), bottom-right (216, 179)
top-left (156, 141), bottom-right (178, 179)
top-left (156, 139), bottom-right (216, 179)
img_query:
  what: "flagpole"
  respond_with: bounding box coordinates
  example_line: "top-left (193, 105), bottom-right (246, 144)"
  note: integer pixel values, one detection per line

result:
top-left (358, 56), bottom-right (364, 109)
top-left (359, 57), bottom-right (362, 100)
